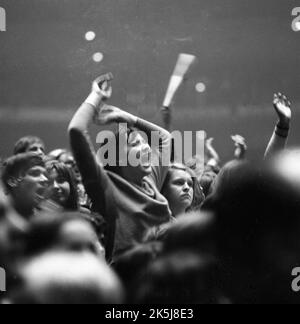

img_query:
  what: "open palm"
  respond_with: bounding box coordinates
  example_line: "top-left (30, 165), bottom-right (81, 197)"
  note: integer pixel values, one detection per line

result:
top-left (273, 93), bottom-right (291, 126)
top-left (92, 73), bottom-right (113, 99)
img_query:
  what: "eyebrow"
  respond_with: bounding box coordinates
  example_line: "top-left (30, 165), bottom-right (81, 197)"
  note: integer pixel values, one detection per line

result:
top-left (173, 176), bottom-right (192, 181)
top-left (29, 166), bottom-right (46, 172)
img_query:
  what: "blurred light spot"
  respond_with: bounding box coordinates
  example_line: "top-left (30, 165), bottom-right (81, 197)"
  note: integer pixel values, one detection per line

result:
top-left (93, 52), bottom-right (104, 63)
top-left (195, 82), bottom-right (206, 93)
top-left (296, 22), bottom-right (300, 31)
top-left (85, 31), bottom-right (96, 41)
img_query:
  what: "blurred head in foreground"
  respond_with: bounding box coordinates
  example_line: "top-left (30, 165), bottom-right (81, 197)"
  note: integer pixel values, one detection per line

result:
top-left (203, 155), bottom-right (300, 304)
top-left (136, 251), bottom-right (222, 304)
top-left (24, 212), bottom-right (105, 259)
top-left (10, 252), bottom-right (124, 304)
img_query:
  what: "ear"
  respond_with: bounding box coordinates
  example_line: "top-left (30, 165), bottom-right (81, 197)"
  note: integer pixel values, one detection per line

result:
top-left (7, 177), bottom-right (21, 189)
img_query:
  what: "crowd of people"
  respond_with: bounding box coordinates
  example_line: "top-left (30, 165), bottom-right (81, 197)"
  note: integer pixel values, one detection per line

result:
top-left (0, 72), bottom-right (299, 304)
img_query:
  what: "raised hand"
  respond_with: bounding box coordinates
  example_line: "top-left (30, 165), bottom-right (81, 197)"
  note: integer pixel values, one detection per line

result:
top-left (91, 73), bottom-right (114, 100)
top-left (231, 135), bottom-right (247, 160)
top-left (273, 93), bottom-right (292, 129)
top-left (205, 137), bottom-right (215, 151)
top-left (205, 137), bottom-right (220, 165)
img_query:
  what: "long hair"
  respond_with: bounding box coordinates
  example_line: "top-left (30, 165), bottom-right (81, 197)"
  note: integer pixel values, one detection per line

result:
top-left (162, 163), bottom-right (205, 212)
top-left (46, 161), bottom-right (78, 211)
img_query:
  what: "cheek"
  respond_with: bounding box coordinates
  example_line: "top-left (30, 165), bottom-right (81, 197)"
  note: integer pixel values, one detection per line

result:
top-left (167, 185), bottom-right (182, 200)
top-left (127, 146), bottom-right (140, 158)
top-left (20, 178), bottom-right (37, 192)
top-left (190, 188), bottom-right (194, 199)
top-left (60, 182), bottom-right (71, 196)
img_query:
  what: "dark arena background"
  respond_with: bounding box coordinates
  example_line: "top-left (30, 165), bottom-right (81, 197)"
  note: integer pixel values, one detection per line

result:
top-left (1, 0), bottom-right (300, 161)
top-left (2, 0), bottom-right (300, 307)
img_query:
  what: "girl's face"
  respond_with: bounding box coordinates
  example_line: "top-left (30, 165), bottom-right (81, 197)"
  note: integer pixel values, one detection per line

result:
top-left (128, 132), bottom-right (152, 173)
top-left (163, 169), bottom-right (194, 217)
top-left (48, 169), bottom-right (71, 207)
top-left (120, 131), bottom-right (152, 182)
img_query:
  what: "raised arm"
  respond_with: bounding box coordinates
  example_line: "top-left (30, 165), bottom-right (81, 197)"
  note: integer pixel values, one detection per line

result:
top-left (231, 135), bottom-right (248, 160)
top-left (68, 74), bottom-right (113, 214)
top-left (94, 103), bottom-right (172, 190)
top-left (264, 93), bottom-right (291, 159)
top-left (205, 137), bottom-right (221, 168)
top-left (94, 104), bottom-right (171, 148)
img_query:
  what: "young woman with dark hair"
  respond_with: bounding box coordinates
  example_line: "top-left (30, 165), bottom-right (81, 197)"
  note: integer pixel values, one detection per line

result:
top-left (45, 160), bottom-right (79, 211)
top-left (68, 74), bottom-right (173, 259)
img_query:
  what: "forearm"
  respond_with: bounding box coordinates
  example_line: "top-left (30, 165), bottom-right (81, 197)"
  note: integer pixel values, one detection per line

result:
top-left (264, 123), bottom-right (289, 159)
top-left (68, 103), bottom-right (97, 162)
top-left (68, 99), bottom-right (109, 213)
top-left (68, 100), bottom-right (97, 134)
top-left (135, 117), bottom-right (171, 145)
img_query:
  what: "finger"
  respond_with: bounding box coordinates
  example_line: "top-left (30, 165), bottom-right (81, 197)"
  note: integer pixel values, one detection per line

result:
top-left (101, 81), bottom-right (108, 91)
top-left (273, 96), bottom-right (279, 104)
top-left (95, 73), bottom-right (114, 85)
top-left (105, 72), bottom-right (114, 81)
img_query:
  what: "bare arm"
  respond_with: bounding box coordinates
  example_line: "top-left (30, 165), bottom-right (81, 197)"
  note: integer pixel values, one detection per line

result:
top-left (265, 93), bottom-right (291, 159)
top-left (206, 137), bottom-right (221, 168)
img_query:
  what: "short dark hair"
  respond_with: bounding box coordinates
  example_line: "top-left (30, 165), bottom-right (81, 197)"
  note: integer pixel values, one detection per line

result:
top-left (14, 136), bottom-right (45, 155)
top-left (2, 153), bottom-right (45, 192)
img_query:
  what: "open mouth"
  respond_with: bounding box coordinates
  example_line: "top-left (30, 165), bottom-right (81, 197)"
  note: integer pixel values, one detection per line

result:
top-left (35, 191), bottom-right (46, 203)
top-left (141, 151), bottom-right (152, 167)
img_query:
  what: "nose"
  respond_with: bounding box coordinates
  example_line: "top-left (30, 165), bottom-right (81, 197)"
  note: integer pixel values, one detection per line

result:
top-left (142, 144), bottom-right (152, 154)
top-left (39, 174), bottom-right (49, 185)
top-left (183, 182), bottom-right (190, 192)
top-left (37, 149), bottom-right (45, 157)
top-left (53, 180), bottom-right (59, 189)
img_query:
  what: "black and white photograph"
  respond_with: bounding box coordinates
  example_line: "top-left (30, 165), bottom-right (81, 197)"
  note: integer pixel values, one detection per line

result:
top-left (0, 0), bottom-right (300, 307)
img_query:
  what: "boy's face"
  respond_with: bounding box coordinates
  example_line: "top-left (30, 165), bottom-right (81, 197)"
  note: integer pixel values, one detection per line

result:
top-left (27, 142), bottom-right (45, 158)
top-left (16, 165), bottom-right (49, 209)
